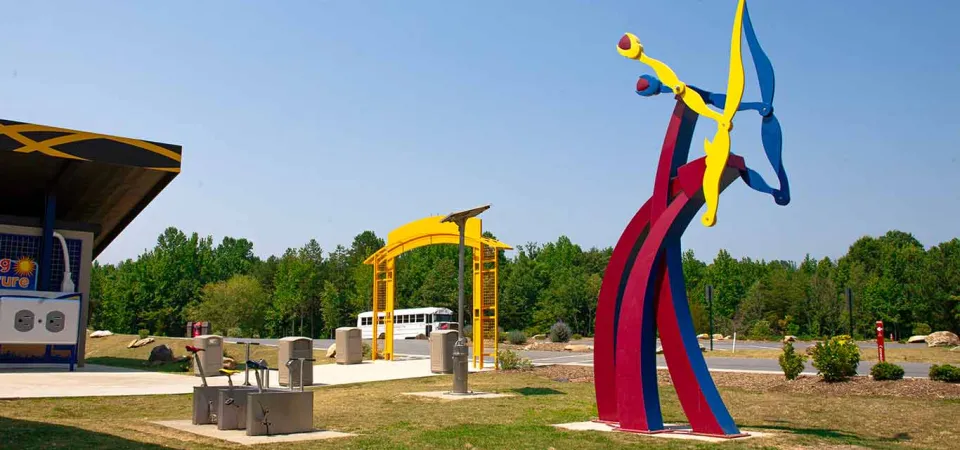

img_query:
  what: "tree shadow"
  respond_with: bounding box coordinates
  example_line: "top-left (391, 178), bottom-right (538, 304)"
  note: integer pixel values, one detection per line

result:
top-left (510, 387), bottom-right (565, 396)
top-left (84, 357), bottom-right (191, 374)
top-left (753, 424), bottom-right (907, 447)
top-left (0, 417), bottom-right (172, 449)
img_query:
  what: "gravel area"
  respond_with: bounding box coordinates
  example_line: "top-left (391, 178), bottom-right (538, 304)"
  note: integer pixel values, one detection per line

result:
top-left (525, 365), bottom-right (960, 400)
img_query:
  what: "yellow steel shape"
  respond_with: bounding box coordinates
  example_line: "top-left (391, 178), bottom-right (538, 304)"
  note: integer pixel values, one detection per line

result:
top-left (363, 215), bottom-right (511, 369)
top-left (619, 0), bottom-right (748, 227)
top-left (617, 33), bottom-right (722, 123)
top-left (701, 0), bottom-right (746, 227)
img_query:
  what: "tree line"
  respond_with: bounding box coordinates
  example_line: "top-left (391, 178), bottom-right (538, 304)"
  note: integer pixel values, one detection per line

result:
top-left (89, 227), bottom-right (960, 340)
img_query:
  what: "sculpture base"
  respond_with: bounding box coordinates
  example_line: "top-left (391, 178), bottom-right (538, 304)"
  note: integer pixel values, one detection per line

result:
top-left (554, 421), bottom-right (760, 442)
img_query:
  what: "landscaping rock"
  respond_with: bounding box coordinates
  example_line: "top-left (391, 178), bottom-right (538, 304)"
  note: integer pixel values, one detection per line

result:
top-left (326, 343), bottom-right (337, 358)
top-left (564, 344), bottom-right (593, 352)
top-left (712, 334), bottom-right (724, 340)
top-left (89, 330), bottom-right (113, 338)
top-left (222, 357), bottom-right (236, 370)
top-left (783, 335), bottom-right (797, 343)
top-left (925, 331), bottom-right (960, 348)
top-left (128, 337), bottom-right (155, 348)
top-left (415, 334), bottom-right (427, 340)
top-left (696, 333), bottom-right (709, 339)
top-left (532, 334), bottom-right (547, 340)
top-left (148, 344), bottom-right (174, 363)
top-left (907, 335), bottom-right (928, 344)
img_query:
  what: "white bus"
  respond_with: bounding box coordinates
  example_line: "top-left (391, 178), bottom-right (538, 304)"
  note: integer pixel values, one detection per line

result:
top-left (357, 307), bottom-right (456, 339)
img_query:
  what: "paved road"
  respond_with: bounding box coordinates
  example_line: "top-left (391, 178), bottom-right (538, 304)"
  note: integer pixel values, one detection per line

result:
top-left (224, 337), bottom-right (933, 378)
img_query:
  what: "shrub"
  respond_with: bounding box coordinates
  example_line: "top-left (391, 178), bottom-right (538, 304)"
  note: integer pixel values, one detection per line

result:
top-left (138, 329), bottom-right (150, 339)
top-left (497, 326), bottom-right (506, 343)
top-left (463, 325), bottom-right (473, 339)
top-left (507, 330), bottom-right (527, 345)
top-left (913, 323), bottom-right (932, 336)
top-left (778, 341), bottom-right (807, 380)
top-left (871, 362), bottom-right (905, 381)
top-left (572, 333), bottom-right (583, 341)
top-left (362, 342), bottom-right (372, 358)
top-left (226, 327), bottom-right (242, 337)
top-left (549, 320), bottom-right (572, 343)
top-left (748, 320), bottom-right (773, 340)
top-left (808, 335), bottom-right (860, 382)
top-left (497, 349), bottom-right (533, 370)
top-left (929, 364), bottom-right (960, 383)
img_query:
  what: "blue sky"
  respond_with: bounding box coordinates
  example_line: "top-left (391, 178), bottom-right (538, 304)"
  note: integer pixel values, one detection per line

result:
top-left (2, 1), bottom-right (958, 265)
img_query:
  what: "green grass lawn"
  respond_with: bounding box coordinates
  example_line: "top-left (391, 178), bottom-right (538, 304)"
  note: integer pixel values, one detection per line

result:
top-left (1, 367), bottom-right (958, 449)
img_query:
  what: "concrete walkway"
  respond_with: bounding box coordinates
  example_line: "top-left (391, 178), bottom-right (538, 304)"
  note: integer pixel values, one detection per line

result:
top-left (0, 359), bottom-right (482, 399)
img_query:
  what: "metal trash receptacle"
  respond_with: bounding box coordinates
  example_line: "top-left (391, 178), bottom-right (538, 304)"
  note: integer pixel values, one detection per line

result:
top-left (430, 330), bottom-right (458, 374)
top-left (193, 334), bottom-right (223, 377)
top-left (336, 327), bottom-right (362, 364)
top-left (278, 336), bottom-right (313, 387)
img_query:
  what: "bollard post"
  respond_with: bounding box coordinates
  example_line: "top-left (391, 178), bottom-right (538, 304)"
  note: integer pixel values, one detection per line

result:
top-left (876, 320), bottom-right (885, 363)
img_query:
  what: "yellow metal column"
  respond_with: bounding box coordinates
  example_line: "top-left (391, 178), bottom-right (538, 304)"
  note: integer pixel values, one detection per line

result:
top-left (472, 244), bottom-right (500, 369)
top-left (372, 259), bottom-right (388, 360)
top-left (384, 257), bottom-right (396, 360)
top-left (489, 247), bottom-right (500, 369)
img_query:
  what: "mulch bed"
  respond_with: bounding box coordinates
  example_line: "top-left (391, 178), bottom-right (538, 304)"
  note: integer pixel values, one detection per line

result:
top-left (500, 342), bottom-right (592, 352)
top-left (526, 365), bottom-right (960, 400)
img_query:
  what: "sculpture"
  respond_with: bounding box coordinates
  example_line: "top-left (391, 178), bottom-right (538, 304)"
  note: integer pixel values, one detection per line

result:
top-left (593, 0), bottom-right (789, 437)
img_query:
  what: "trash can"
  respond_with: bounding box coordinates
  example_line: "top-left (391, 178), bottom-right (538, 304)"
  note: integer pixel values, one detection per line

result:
top-left (336, 327), bottom-right (362, 365)
top-left (430, 330), bottom-right (458, 374)
top-left (278, 336), bottom-right (313, 387)
top-left (193, 334), bottom-right (223, 377)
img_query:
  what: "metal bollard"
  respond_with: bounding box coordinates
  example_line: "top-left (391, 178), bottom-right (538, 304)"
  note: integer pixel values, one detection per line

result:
top-left (259, 359), bottom-right (270, 389)
top-left (451, 338), bottom-right (469, 394)
top-left (238, 341), bottom-right (260, 386)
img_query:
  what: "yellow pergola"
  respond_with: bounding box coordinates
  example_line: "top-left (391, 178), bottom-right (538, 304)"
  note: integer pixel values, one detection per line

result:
top-left (363, 215), bottom-right (511, 369)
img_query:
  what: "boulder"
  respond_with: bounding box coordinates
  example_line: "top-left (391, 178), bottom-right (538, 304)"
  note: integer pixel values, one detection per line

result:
top-left (783, 335), bottom-right (797, 343)
top-left (129, 337), bottom-right (155, 348)
top-left (89, 330), bottom-right (113, 338)
top-left (926, 331), bottom-right (960, 348)
top-left (148, 344), bottom-right (175, 363)
top-left (696, 333), bottom-right (709, 340)
top-left (532, 334), bottom-right (547, 341)
top-left (415, 333), bottom-right (427, 340)
top-left (907, 335), bottom-right (928, 344)
top-left (712, 334), bottom-right (724, 340)
top-left (222, 357), bottom-right (236, 370)
top-left (326, 343), bottom-right (337, 358)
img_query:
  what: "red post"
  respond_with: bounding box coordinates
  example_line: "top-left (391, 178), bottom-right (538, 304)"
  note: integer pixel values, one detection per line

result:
top-left (875, 320), bottom-right (885, 363)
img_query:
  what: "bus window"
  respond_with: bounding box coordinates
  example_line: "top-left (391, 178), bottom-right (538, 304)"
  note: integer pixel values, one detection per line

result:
top-left (435, 313), bottom-right (453, 322)
top-left (378, 317), bottom-right (384, 325)
top-left (416, 314), bottom-right (424, 323)
top-left (426, 314), bottom-right (433, 323)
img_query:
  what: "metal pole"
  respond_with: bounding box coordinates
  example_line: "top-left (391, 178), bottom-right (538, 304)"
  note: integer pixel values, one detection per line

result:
top-left (452, 219), bottom-right (469, 394)
top-left (846, 287), bottom-right (853, 338)
top-left (707, 284), bottom-right (714, 352)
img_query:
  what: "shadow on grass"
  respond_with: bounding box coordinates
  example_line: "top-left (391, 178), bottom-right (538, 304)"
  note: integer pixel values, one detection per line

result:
top-left (511, 387), bottom-right (565, 396)
top-left (0, 417), bottom-right (171, 449)
top-left (754, 424), bottom-right (910, 448)
top-left (85, 357), bottom-right (190, 374)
